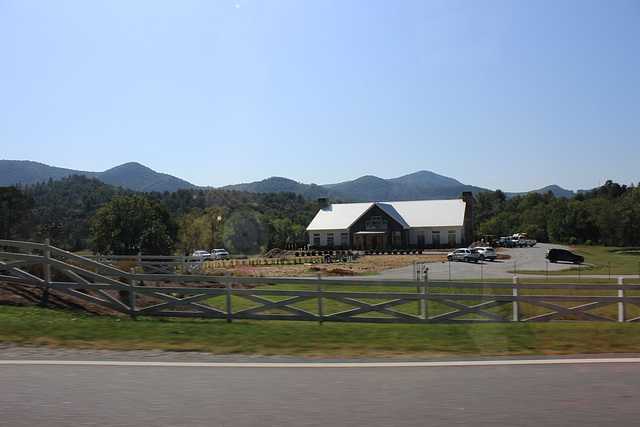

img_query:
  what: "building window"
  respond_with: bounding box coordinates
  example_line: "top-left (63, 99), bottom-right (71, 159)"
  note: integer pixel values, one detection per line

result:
top-left (327, 233), bottom-right (334, 247)
top-left (432, 230), bottom-right (441, 246)
top-left (392, 231), bottom-right (401, 247)
top-left (448, 230), bottom-right (457, 246)
top-left (366, 216), bottom-right (388, 230)
top-left (313, 234), bottom-right (320, 247)
top-left (371, 216), bottom-right (382, 228)
top-left (417, 232), bottom-right (425, 247)
top-left (341, 233), bottom-right (349, 246)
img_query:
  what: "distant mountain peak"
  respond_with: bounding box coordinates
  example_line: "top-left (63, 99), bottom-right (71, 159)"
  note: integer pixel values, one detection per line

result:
top-left (0, 160), bottom-right (197, 192)
top-left (504, 185), bottom-right (575, 199)
top-left (390, 170), bottom-right (463, 187)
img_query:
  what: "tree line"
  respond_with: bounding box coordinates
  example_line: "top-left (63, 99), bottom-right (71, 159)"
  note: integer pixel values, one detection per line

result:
top-left (1, 176), bottom-right (638, 255)
top-left (2, 175), bottom-right (315, 255)
top-left (474, 180), bottom-right (640, 247)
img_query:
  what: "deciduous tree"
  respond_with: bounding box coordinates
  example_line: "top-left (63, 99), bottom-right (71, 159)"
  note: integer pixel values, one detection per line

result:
top-left (91, 195), bottom-right (177, 255)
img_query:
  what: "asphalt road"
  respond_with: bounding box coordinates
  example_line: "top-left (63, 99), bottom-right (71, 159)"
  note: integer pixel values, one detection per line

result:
top-left (2, 357), bottom-right (639, 426)
top-left (376, 243), bottom-right (594, 281)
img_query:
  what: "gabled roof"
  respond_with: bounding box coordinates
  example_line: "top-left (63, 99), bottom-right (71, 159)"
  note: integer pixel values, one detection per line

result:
top-left (307, 199), bottom-right (466, 231)
top-left (307, 202), bottom-right (374, 231)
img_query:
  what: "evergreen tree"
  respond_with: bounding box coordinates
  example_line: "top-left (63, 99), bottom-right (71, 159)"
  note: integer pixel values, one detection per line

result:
top-left (0, 186), bottom-right (35, 240)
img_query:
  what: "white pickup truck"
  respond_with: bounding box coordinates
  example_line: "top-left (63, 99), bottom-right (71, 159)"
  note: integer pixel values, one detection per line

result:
top-left (510, 234), bottom-right (536, 247)
top-left (212, 248), bottom-right (230, 260)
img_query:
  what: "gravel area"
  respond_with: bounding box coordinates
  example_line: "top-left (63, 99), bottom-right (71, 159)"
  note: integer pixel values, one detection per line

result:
top-left (0, 343), bottom-right (435, 363)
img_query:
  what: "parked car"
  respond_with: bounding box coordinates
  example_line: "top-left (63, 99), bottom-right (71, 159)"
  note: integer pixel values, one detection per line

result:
top-left (545, 248), bottom-right (584, 264)
top-left (192, 250), bottom-right (212, 261)
top-left (475, 246), bottom-right (497, 261)
top-left (496, 237), bottom-right (515, 248)
top-left (447, 248), bottom-right (482, 263)
top-left (212, 248), bottom-right (230, 260)
top-left (510, 233), bottom-right (537, 247)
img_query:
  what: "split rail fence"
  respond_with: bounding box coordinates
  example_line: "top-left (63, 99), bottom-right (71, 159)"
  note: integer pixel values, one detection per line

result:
top-left (1, 240), bottom-right (639, 324)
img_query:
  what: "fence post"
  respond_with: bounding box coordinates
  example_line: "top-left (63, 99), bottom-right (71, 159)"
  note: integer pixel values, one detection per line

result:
top-left (512, 276), bottom-right (520, 322)
top-left (226, 271), bottom-right (233, 323)
top-left (40, 239), bottom-right (51, 307)
top-left (129, 268), bottom-right (137, 320)
top-left (316, 274), bottom-right (324, 325)
top-left (618, 277), bottom-right (626, 323)
top-left (421, 282), bottom-right (429, 321)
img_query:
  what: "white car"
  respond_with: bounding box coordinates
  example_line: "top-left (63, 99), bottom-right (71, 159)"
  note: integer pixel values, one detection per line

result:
top-left (475, 247), bottom-right (497, 261)
top-left (192, 250), bottom-right (212, 261)
top-left (212, 248), bottom-right (230, 260)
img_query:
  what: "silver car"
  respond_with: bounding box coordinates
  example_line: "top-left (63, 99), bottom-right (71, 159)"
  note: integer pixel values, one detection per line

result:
top-left (475, 247), bottom-right (497, 261)
top-left (447, 248), bottom-right (482, 263)
top-left (192, 250), bottom-right (213, 261)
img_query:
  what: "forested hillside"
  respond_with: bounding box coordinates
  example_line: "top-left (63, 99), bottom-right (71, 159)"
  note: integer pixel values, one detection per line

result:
top-left (13, 175), bottom-right (317, 254)
top-left (3, 177), bottom-right (638, 255)
top-left (474, 180), bottom-right (640, 246)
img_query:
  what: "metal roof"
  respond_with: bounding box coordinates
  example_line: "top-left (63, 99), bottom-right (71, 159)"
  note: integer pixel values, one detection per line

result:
top-left (307, 199), bottom-right (466, 231)
top-left (307, 202), bottom-right (374, 231)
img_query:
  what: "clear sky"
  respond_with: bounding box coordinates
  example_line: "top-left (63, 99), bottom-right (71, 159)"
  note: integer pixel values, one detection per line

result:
top-left (1, 0), bottom-right (638, 192)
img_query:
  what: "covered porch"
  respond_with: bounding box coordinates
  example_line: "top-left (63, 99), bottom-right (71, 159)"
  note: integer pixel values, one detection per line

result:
top-left (354, 230), bottom-right (390, 251)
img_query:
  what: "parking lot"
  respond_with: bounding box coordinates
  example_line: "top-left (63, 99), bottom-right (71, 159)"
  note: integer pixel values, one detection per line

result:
top-left (376, 243), bottom-right (578, 281)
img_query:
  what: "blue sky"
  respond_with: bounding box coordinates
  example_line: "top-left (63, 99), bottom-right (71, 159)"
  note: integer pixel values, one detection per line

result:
top-left (1, 0), bottom-right (638, 192)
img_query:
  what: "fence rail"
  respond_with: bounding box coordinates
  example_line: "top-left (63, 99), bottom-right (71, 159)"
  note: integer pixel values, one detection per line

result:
top-left (1, 240), bottom-right (639, 324)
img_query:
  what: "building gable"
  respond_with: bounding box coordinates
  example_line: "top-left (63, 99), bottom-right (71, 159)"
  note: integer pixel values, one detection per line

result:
top-left (307, 202), bottom-right (374, 232)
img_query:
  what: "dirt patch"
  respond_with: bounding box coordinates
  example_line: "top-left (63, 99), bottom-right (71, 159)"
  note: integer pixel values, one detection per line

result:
top-left (218, 254), bottom-right (448, 277)
top-left (0, 283), bottom-right (126, 316)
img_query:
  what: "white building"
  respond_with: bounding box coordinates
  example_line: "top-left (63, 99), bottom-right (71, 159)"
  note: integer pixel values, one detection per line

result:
top-left (307, 193), bottom-right (474, 250)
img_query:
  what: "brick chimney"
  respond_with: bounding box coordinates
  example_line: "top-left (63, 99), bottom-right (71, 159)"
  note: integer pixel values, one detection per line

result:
top-left (462, 192), bottom-right (474, 244)
top-left (317, 198), bottom-right (329, 209)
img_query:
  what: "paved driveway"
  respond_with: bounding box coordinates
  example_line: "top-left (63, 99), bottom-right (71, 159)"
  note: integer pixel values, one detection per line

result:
top-left (374, 243), bottom-right (578, 281)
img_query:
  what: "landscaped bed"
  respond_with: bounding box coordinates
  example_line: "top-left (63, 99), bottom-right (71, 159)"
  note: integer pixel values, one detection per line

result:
top-left (223, 253), bottom-right (449, 277)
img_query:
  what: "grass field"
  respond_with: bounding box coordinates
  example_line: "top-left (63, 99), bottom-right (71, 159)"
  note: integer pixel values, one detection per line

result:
top-left (1, 305), bottom-right (639, 358)
top-left (1, 245), bottom-right (639, 358)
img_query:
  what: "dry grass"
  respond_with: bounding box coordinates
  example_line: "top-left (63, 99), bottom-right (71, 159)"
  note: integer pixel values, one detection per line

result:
top-left (219, 254), bottom-right (449, 277)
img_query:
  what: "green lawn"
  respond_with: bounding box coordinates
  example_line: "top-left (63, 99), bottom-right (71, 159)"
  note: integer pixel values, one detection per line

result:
top-left (1, 305), bottom-right (639, 357)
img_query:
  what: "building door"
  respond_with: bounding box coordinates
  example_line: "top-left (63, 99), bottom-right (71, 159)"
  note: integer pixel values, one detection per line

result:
top-left (432, 231), bottom-right (441, 246)
top-left (448, 230), bottom-right (457, 246)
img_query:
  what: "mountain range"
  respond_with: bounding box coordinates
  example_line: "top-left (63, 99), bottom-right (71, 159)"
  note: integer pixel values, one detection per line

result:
top-left (0, 160), bottom-right (196, 193)
top-left (1, 159), bottom-right (578, 201)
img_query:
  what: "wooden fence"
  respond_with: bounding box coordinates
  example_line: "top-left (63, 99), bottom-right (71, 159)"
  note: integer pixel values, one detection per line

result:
top-left (1, 240), bottom-right (639, 324)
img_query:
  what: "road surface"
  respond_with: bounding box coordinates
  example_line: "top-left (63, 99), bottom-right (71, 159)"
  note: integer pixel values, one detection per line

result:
top-left (2, 355), bottom-right (639, 426)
